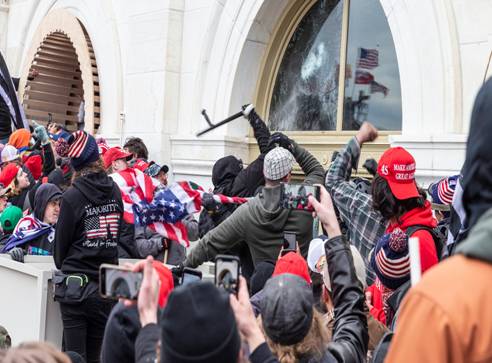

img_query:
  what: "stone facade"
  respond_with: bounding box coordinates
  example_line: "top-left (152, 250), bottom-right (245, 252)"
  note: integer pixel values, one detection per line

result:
top-left (2, 0), bottom-right (492, 188)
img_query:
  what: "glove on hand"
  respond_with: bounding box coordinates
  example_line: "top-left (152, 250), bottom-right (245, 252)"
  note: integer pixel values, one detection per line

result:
top-left (33, 122), bottom-right (50, 145)
top-left (201, 193), bottom-right (218, 212)
top-left (268, 132), bottom-right (294, 153)
top-left (9, 247), bottom-right (24, 263)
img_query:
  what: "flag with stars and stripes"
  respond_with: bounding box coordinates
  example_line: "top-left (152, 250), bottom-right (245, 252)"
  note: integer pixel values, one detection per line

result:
top-left (357, 47), bottom-right (379, 69)
top-left (111, 169), bottom-right (248, 247)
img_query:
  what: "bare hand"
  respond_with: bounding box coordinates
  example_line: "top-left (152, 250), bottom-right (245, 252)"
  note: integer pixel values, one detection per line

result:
top-left (123, 256), bottom-right (161, 327)
top-left (230, 276), bottom-right (265, 352)
top-left (309, 185), bottom-right (341, 238)
top-left (355, 122), bottom-right (378, 145)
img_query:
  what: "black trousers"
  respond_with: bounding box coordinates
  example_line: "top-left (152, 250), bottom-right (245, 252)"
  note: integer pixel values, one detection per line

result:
top-left (59, 292), bottom-right (113, 363)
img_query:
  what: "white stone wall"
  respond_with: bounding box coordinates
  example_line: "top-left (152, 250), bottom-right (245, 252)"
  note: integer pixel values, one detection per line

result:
top-left (1, 0), bottom-right (492, 187)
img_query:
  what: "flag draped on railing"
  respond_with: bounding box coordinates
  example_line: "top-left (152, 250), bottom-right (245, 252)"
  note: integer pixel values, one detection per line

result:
top-left (110, 169), bottom-right (248, 247)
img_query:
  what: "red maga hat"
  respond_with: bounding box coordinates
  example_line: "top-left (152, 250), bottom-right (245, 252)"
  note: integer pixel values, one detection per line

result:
top-left (377, 147), bottom-right (419, 200)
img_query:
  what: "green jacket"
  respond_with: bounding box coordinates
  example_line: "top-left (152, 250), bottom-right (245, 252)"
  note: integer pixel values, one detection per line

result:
top-left (184, 143), bottom-right (325, 268)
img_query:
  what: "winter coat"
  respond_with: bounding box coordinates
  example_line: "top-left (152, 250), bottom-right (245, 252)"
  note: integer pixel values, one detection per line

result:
top-left (54, 172), bottom-right (122, 281)
top-left (386, 208), bottom-right (492, 363)
top-left (184, 142), bottom-right (324, 268)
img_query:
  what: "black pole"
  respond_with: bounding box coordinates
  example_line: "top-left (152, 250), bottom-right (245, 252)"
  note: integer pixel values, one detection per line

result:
top-left (196, 110), bottom-right (244, 137)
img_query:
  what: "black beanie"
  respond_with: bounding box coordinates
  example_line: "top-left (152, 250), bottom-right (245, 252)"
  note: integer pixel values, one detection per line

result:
top-left (160, 282), bottom-right (241, 363)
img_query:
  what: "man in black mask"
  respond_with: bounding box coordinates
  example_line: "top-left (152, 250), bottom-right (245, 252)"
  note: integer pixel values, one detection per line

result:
top-left (198, 104), bottom-right (272, 278)
top-left (386, 78), bottom-right (492, 362)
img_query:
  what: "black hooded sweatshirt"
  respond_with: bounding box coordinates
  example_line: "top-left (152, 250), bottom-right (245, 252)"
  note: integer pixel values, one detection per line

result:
top-left (462, 77), bottom-right (492, 229)
top-left (54, 172), bottom-right (123, 281)
top-left (23, 183), bottom-right (62, 255)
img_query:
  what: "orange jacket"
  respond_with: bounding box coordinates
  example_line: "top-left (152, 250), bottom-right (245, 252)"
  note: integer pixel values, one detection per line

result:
top-left (386, 255), bottom-right (492, 363)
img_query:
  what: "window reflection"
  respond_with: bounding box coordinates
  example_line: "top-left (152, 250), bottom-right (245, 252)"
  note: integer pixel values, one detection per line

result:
top-left (269, 0), bottom-right (343, 131)
top-left (342, 0), bottom-right (401, 130)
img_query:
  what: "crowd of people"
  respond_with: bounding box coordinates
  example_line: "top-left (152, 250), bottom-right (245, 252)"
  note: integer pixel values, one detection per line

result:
top-left (0, 71), bottom-right (489, 363)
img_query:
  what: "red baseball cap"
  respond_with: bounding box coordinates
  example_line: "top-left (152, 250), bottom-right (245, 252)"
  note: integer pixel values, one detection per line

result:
top-left (272, 252), bottom-right (311, 285)
top-left (377, 147), bottom-right (419, 200)
top-left (103, 147), bottom-right (132, 169)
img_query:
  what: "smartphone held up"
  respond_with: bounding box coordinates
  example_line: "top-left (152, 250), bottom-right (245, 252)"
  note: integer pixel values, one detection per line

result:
top-left (281, 183), bottom-right (320, 211)
top-left (215, 255), bottom-right (240, 296)
top-left (99, 264), bottom-right (143, 300)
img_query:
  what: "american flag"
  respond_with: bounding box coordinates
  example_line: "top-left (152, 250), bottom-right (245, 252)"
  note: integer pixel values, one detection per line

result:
top-left (355, 70), bottom-right (374, 85)
top-left (111, 169), bottom-right (248, 247)
top-left (85, 213), bottom-right (120, 239)
top-left (370, 80), bottom-right (389, 97)
top-left (0, 215), bottom-right (53, 252)
top-left (357, 48), bottom-right (379, 69)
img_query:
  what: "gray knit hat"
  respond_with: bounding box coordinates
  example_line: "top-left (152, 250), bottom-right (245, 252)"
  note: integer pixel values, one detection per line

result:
top-left (263, 147), bottom-right (295, 180)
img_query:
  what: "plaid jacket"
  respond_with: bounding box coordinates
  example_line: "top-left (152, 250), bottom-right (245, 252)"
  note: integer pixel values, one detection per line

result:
top-left (325, 137), bottom-right (387, 282)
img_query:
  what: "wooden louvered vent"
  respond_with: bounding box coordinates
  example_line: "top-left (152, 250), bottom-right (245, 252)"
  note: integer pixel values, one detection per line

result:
top-left (22, 30), bottom-right (100, 132)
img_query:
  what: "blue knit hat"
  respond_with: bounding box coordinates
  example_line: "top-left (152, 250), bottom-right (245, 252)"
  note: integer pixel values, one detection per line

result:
top-left (370, 228), bottom-right (410, 290)
top-left (65, 131), bottom-right (100, 171)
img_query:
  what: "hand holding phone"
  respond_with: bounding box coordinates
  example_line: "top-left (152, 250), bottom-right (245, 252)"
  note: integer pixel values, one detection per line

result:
top-left (281, 183), bottom-right (320, 211)
top-left (309, 185), bottom-right (341, 238)
top-left (280, 232), bottom-right (297, 256)
top-left (100, 264), bottom-right (143, 300)
top-left (215, 255), bottom-right (240, 295)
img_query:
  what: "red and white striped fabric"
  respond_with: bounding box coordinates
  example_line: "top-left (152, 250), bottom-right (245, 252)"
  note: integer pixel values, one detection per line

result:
top-left (110, 168), bottom-right (159, 224)
top-left (438, 178), bottom-right (454, 205)
top-left (171, 181), bottom-right (248, 214)
top-left (67, 131), bottom-right (89, 158)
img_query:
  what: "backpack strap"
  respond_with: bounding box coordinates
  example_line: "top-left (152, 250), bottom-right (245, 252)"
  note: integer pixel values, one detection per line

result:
top-left (405, 225), bottom-right (444, 261)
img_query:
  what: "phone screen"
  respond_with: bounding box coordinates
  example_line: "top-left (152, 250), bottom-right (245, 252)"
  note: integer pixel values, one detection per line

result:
top-left (100, 265), bottom-right (143, 300)
top-left (281, 183), bottom-right (320, 211)
top-left (215, 255), bottom-right (240, 295)
top-left (282, 232), bottom-right (297, 255)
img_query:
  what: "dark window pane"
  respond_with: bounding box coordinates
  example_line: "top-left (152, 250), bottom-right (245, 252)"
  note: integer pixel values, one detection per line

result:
top-left (269, 0), bottom-right (343, 131)
top-left (342, 0), bottom-right (402, 130)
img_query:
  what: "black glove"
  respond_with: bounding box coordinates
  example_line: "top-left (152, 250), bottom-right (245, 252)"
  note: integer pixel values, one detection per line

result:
top-left (268, 132), bottom-right (294, 153)
top-left (9, 247), bottom-right (24, 263)
top-left (201, 193), bottom-right (218, 213)
top-left (363, 158), bottom-right (378, 176)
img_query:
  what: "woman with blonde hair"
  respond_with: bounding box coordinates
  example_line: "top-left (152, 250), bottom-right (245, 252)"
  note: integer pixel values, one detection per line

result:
top-left (259, 273), bottom-right (331, 363)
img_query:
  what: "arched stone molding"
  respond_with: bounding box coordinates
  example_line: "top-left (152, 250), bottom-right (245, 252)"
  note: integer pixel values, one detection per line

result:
top-left (18, 9), bottom-right (98, 133)
top-left (17, 1), bottom-right (124, 138)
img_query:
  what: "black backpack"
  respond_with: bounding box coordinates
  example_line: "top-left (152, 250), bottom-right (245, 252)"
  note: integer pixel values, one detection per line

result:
top-left (405, 225), bottom-right (446, 261)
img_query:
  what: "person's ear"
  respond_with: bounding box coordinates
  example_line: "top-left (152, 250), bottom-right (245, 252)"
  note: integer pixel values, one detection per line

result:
top-left (283, 172), bottom-right (292, 183)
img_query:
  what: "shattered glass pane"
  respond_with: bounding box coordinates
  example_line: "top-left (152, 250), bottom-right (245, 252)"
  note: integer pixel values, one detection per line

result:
top-left (269, 0), bottom-right (343, 131)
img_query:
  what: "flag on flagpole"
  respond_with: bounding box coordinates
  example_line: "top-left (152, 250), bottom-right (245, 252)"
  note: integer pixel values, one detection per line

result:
top-left (357, 48), bottom-right (379, 69)
top-left (370, 80), bottom-right (389, 97)
top-left (355, 70), bottom-right (375, 85)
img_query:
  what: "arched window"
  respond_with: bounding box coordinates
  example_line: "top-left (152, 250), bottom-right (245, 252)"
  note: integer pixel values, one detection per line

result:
top-left (268, 0), bottom-right (401, 132)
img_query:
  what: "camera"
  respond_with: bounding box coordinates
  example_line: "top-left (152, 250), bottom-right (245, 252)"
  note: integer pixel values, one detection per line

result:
top-left (215, 255), bottom-right (240, 295)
